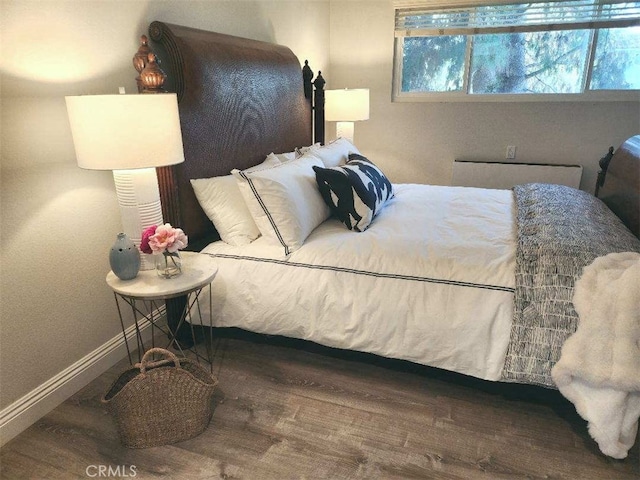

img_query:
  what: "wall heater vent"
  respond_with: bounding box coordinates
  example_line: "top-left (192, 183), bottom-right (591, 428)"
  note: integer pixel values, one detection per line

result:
top-left (452, 160), bottom-right (583, 190)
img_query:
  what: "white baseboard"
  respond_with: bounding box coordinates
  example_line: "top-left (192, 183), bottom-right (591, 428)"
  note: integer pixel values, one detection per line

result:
top-left (0, 317), bottom-right (156, 447)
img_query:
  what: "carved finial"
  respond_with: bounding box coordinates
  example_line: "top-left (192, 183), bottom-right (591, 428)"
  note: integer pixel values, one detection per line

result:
top-left (599, 146), bottom-right (615, 170)
top-left (302, 60), bottom-right (313, 100)
top-left (595, 145), bottom-right (615, 196)
top-left (302, 60), bottom-right (312, 78)
top-left (313, 70), bottom-right (325, 90)
top-left (140, 52), bottom-right (167, 93)
top-left (133, 35), bottom-right (151, 73)
top-left (133, 35), bottom-right (153, 93)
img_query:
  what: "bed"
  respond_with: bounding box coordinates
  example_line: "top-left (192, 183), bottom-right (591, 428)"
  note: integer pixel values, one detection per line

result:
top-left (142, 22), bottom-right (640, 458)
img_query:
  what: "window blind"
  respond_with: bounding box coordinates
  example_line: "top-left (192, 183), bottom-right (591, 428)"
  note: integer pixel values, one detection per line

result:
top-left (395, 1), bottom-right (640, 37)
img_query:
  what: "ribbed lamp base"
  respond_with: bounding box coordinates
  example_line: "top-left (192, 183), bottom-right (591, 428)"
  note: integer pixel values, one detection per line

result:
top-left (113, 168), bottom-right (163, 270)
top-left (336, 122), bottom-right (355, 143)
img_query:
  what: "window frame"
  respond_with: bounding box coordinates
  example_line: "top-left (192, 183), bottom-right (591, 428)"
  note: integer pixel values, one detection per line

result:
top-left (392, 1), bottom-right (640, 102)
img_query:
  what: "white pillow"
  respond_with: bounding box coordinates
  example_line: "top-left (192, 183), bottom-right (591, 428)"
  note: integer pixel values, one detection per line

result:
top-left (266, 151), bottom-right (297, 164)
top-left (232, 154), bottom-right (330, 256)
top-left (295, 143), bottom-right (321, 157)
top-left (310, 137), bottom-right (361, 168)
top-left (190, 156), bottom-right (280, 246)
top-left (267, 145), bottom-right (321, 164)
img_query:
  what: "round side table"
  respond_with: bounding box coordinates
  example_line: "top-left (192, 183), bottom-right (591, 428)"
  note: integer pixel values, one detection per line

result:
top-left (106, 251), bottom-right (218, 369)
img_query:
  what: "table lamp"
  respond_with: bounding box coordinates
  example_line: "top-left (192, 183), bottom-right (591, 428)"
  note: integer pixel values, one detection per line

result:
top-left (65, 93), bottom-right (185, 270)
top-left (325, 88), bottom-right (369, 143)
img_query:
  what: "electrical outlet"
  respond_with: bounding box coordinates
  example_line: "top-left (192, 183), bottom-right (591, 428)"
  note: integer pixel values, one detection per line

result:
top-left (506, 145), bottom-right (517, 159)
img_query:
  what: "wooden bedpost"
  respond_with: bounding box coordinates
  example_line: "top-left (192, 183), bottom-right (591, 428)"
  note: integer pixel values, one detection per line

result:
top-left (314, 71), bottom-right (325, 145)
top-left (132, 34), bottom-right (190, 347)
top-left (302, 60), bottom-right (326, 145)
top-left (132, 36), bottom-right (177, 226)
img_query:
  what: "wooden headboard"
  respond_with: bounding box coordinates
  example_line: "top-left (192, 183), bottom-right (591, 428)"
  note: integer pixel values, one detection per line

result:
top-left (595, 135), bottom-right (640, 238)
top-left (145, 22), bottom-right (324, 249)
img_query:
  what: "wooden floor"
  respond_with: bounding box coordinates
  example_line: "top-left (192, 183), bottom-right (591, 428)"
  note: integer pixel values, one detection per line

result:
top-left (2, 330), bottom-right (639, 479)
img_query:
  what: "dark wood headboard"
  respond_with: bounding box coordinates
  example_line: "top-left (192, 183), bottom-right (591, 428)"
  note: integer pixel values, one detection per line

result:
top-left (145, 22), bottom-right (324, 249)
top-left (595, 135), bottom-right (640, 238)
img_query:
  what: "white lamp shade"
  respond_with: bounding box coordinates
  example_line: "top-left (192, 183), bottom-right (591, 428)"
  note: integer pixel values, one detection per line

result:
top-left (65, 93), bottom-right (185, 170)
top-left (325, 89), bottom-right (370, 122)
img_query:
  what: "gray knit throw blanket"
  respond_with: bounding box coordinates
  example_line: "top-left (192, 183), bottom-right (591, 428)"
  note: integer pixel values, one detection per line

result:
top-left (501, 183), bottom-right (640, 388)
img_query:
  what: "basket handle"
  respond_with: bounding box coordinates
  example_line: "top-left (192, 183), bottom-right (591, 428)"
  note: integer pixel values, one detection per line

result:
top-left (139, 348), bottom-right (181, 374)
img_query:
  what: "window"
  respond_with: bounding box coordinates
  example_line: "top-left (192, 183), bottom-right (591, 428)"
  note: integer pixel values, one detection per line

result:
top-left (393, 1), bottom-right (640, 101)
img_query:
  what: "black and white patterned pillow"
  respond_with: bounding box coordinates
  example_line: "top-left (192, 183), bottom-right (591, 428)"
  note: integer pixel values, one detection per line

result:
top-left (313, 153), bottom-right (394, 231)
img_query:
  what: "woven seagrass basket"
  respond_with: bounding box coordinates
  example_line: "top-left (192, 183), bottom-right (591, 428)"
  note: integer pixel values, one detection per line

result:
top-left (102, 348), bottom-right (217, 448)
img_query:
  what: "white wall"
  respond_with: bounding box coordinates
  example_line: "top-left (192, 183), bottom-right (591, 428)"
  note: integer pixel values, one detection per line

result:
top-left (0, 0), bottom-right (329, 411)
top-left (327, 0), bottom-right (640, 191)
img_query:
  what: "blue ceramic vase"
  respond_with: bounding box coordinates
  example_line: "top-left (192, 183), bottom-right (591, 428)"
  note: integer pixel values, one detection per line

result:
top-left (109, 233), bottom-right (141, 280)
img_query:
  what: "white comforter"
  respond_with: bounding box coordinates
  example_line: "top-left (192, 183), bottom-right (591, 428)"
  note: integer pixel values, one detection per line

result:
top-left (202, 184), bottom-right (517, 381)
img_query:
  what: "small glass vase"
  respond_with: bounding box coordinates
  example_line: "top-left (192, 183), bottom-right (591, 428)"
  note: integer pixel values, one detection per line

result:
top-left (156, 251), bottom-right (182, 279)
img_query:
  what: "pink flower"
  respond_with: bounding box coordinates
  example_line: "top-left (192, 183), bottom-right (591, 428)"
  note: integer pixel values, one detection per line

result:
top-left (144, 223), bottom-right (188, 254)
top-left (140, 225), bottom-right (157, 254)
top-left (167, 228), bottom-right (188, 253)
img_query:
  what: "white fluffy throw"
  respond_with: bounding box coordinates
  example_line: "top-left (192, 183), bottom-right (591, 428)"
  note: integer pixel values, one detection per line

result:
top-left (551, 251), bottom-right (640, 459)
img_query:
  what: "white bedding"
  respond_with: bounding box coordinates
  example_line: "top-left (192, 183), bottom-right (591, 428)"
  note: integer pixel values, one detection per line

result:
top-left (201, 184), bottom-right (517, 381)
